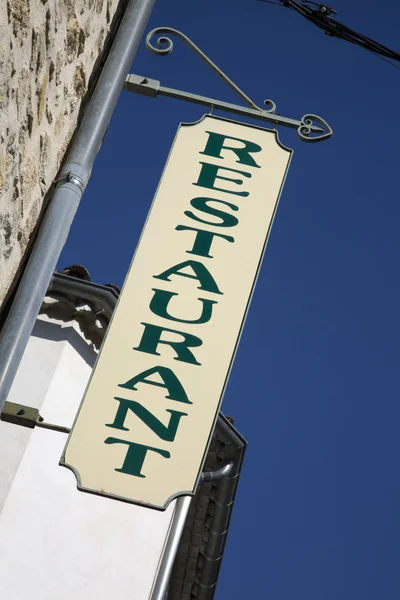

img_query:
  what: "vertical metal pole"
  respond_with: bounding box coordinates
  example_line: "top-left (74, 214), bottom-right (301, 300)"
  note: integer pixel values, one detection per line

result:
top-left (150, 496), bottom-right (192, 600)
top-left (0, 0), bottom-right (155, 415)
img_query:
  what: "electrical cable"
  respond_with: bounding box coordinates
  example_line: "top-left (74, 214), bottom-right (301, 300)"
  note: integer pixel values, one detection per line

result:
top-left (257, 0), bottom-right (400, 65)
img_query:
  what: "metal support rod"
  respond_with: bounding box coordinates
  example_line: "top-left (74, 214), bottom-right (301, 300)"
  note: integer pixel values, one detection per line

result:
top-left (158, 84), bottom-right (306, 129)
top-left (35, 420), bottom-right (72, 435)
top-left (145, 27), bottom-right (262, 111)
top-left (124, 74), bottom-right (333, 142)
top-left (0, 0), bottom-right (155, 415)
top-left (150, 496), bottom-right (192, 600)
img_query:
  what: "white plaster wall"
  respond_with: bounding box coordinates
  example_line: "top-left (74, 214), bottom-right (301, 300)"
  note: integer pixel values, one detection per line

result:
top-left (0, 318), bottom-right (69, 510)
top-left (0, 316), bottom-right (175, 599)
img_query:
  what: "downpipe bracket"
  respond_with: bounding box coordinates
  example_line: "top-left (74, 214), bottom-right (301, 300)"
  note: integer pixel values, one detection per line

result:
top-left (54, 162), bottom-right (90, 196)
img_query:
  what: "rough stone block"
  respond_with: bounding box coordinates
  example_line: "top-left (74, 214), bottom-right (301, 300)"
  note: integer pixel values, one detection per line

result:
top-left (0, 0), bottom-right (126, 307)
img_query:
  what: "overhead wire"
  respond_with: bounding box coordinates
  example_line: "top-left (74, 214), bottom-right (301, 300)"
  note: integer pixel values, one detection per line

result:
top-left (256, 0), bottom-right (285, 6)
top-left (257, 0), bottom-right (400, 66)
top-left (370, 52), bottom-right (400, 72)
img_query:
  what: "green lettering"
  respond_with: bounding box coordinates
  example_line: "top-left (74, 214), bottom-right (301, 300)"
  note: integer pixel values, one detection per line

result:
top-left (118, 366), bottom-right (191, 404)
top-left (201, 131), bottom-right (262, 168)
top-left (154, 259), bottom-right (222, 295)
top-left (184, 197), bottom-right (239, 228)
top-left (150, 288), bottom-right (217, 325)
top-left (193, 162), bottom-right (251, 197)
top-left (106, 397), bottom-right (187, 441)
top-left (175, 226), bottom-right (234, 259)
top-left (134, 323), bottom-right (203, 365)
top-left (104, 437), bottom-right (170, 478)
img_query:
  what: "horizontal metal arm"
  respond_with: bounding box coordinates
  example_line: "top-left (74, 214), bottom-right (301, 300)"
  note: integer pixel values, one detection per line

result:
top-left (124, 74), bottom-right (332, 142)
top-left (1, 402), bottom-right (71, 433)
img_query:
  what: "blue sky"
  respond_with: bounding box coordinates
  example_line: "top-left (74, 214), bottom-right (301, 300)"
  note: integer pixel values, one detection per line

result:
top-left (59, 1), bottom-right (400, 598)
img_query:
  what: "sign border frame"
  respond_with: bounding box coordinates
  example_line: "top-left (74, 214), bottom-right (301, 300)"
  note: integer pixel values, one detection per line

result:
top-left (60, 114), bottom-right (293, 510)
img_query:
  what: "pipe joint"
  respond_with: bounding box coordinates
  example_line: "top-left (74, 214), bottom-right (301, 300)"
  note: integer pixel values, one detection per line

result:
top-left (56, 162), bottom-right (89, 196)
top-left (200, 461), bottom-right (234, 483)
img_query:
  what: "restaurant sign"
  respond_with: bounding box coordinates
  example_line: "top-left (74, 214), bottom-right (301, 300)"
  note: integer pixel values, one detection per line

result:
top-left (60, 115), bottom-right (292, 509)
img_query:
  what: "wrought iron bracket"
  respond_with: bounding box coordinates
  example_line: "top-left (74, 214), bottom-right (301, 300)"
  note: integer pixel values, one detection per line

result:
top-left (124, 27), bottom-right (332, 143)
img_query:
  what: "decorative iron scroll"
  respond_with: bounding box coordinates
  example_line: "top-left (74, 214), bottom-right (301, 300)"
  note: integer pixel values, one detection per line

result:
top-left (146, 27), bottom-right (277, 114)
top-left (142, 27), bottom-right (332, 143)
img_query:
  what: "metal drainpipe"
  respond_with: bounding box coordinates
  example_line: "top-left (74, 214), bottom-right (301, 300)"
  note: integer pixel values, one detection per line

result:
top-left (200, 461), bottom-right (234, 483)
top-left (150, 496), bottom-right (193, 600)
top-left (150, 461), bottom-right (236, 600)
top-left (0, 0), bottom-right (155, 415)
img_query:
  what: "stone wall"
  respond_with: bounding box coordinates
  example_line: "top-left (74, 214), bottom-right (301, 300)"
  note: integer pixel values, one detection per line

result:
top-left (0, 0), bottom-right (127, 308)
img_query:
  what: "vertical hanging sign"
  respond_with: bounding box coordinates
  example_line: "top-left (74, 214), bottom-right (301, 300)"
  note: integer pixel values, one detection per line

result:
top-left (60, 115), bottom-right (292, 509)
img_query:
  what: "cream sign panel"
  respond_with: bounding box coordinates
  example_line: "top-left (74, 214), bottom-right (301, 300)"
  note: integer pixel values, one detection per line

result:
top-left (61, 115), bottom-right (292, 509)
